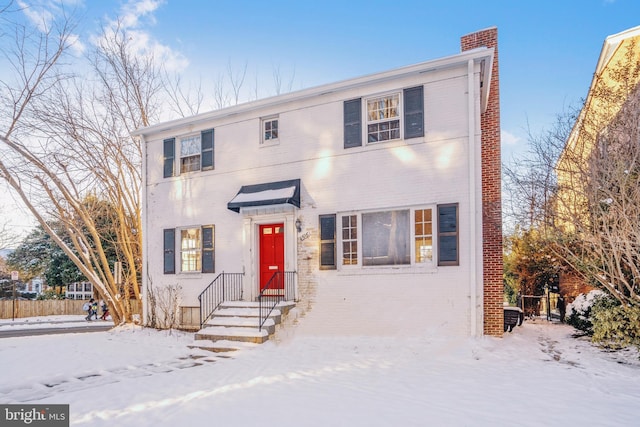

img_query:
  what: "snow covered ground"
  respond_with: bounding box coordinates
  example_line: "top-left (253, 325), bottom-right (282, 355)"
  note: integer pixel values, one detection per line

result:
top-left (1, 316), bottom-right (639, 426)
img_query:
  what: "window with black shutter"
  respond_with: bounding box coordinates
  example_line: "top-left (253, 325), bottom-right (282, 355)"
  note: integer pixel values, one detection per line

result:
top-left (343, 98), bottom-right (362, 149)
top-left (319, 214), bottom-right (336, 269)
top-left (404, 86), bottom-right (424, 139)
top-left (437, 204), bottom-right (459, 266)
top-left (163, 228), bottom-right (175, 274)
top-left (201, 129), bottom-right (214, 170)
top-left (163, 138), bottom-right (175, 178)
top-left (202, 225), bottom-right (215, 273)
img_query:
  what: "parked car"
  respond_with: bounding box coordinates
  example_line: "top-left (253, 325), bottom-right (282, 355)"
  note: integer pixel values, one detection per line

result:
top-left (504, 306), bottom-right (524, 332)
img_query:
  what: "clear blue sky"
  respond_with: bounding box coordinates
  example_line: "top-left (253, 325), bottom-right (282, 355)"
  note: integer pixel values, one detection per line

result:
top-left (3, 0), bottom-right (640, 235)
top-left (68, 0), bottom-right (640, 159)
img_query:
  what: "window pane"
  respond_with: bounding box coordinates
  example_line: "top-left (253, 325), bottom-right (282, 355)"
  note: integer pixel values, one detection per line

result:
top-left (362, 210), bottom-right (410, 266)
top-left (181, 155), bottom-right (200, 173)
top-left (263, 119), bottom-right (279, 142)
top-left (181, 136), bottom-right (201, 156)
top-left (414, 208), bottom-right (433, 264)
top-left (341, 215), bottom-right (358, 265)
top-left (181, 228), bottom-right (201, 272)
top-left (415, 236), bottom-right (433, 263)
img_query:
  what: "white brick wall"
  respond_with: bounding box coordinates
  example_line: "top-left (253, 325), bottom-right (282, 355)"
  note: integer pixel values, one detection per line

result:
top-left (142, 55), bottom-right (489, 336)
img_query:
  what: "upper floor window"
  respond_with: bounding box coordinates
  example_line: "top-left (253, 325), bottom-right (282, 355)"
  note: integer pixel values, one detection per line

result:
top-left (180, 135), bottom-right (201, 173)
top-left (262, 117), bottom-right (279, 144)
top-left (163, 129), bottom-right (214, 177)
top-left (366, 93), bottom-right (400, 143)
top-left (343, 86), bottom-right (424, 149)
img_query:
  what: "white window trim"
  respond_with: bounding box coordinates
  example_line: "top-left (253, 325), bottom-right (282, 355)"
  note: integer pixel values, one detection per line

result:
top-left (337, 206), bottom-right (436, 272)
top-left (260, 116), bottom-right (280, 146)
top-left (364, 91), bottom-right (403, 145)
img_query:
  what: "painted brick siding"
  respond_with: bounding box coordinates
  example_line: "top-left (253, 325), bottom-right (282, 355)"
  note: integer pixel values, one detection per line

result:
top-left (142, 42), bottom-right (495, 336)
top-left (461, 27), bottom-right (504, 337)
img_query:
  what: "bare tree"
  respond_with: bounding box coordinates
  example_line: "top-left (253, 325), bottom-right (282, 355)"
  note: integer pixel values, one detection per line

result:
top-left (503, 112), bottom-right (575, 233)
top-left (165, 73), bottom-right (204, 118)
top-left (227, 59), bottom-right (247, 105)
top-left (0, 9), bottom-right (163, 324)
top-left (272, 63), bottom-right (296, 96)
top-left (508, 40), bottom-right (640, 308)
top-left (212, 71), bottom-right (230, 110)
top-left (1, 2), bottom-right (301, 327)
top-left (555, 78), bottom-right (640, 307)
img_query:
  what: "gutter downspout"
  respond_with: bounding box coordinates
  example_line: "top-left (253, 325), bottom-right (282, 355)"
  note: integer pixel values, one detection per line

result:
top-left (140, 134), bottom-right (148, 327)
top-left (467, 59), bottom-right (478, 337)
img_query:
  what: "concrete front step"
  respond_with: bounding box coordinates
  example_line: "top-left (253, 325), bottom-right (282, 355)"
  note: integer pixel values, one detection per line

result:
top-left (195, 300), bottom-right (296, 346)
top-left (214, 307), bottom-right (282, 324)
top-left (220, 300), bottom-right (296, 316)
top-left (195, 326), bottom-right (269, 344)
top-left (189, 340), bottom-right (260, 353)
top-left (204, 316), bottom-right (276, 334)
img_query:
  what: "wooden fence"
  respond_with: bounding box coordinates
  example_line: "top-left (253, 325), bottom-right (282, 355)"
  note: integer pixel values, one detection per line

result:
top-left (0, 299), bottom-right (141, 320)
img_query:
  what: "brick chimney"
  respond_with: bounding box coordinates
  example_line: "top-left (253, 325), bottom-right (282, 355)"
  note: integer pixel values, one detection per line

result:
top-left (460, 27), bottom-right (503, 337)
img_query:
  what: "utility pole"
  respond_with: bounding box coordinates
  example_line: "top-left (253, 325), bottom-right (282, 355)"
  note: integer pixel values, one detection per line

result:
top-left (11, 271), bottom-right (19, 321)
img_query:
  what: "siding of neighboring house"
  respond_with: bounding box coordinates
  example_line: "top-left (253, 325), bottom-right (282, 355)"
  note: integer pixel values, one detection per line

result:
top-left (138, 28), bottom-right (502, 337)
top-left (556, 26), bottom-right (640, 299)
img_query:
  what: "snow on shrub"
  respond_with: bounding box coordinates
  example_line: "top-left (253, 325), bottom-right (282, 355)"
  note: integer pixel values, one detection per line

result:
top-left (566, 290), bottom-right (640, 349)
top-left (565, 290), bottom-right (607, 334)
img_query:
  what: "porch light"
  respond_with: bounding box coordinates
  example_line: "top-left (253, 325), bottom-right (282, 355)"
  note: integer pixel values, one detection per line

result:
top-left (295, 218), bottom-right (302, 233)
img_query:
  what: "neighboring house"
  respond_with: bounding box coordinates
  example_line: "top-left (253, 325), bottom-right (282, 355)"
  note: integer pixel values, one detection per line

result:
top-left (135, 27), bottom-right (503, 337)
top-left (556, 26), bottom-right (640, 301)
top-left (26, 277), bottom-right (44, 296)
top-left (65, 281), bottom-right (94, 300)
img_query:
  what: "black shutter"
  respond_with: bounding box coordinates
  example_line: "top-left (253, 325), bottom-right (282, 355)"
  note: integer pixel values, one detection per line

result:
top-left (343, 98), bottom-right (362, 149)
top-left (163, 229), bottom-right (175, 274)
top-left (404, 86), bottom-right (424, 139)
top-left (163, 138), bottom-right (175, 178)
top-left (319, 214), bottom-right (336, 269)
top-left (437, 204), bottom-right (459, 266)
top-left (201, 129), bottom-right (214, 170)
top-left (202, 225), bottom-right (215, 273)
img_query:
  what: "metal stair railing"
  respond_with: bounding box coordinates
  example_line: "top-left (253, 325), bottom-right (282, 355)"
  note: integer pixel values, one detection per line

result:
top-left (198, 272), bottom-right (244, 328)
top-left (258, 271), bottom-right (296, 331)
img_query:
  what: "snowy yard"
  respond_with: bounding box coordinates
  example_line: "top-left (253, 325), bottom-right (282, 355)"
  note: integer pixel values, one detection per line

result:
top-left (1, 317), bottom-right (639, 427)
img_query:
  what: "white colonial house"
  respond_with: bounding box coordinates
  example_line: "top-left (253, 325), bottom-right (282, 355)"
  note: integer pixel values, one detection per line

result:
top-left (135, 27), bottom-right (504, 339)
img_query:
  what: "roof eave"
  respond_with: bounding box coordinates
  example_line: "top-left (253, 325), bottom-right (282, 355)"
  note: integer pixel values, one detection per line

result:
top-left (132, 48), bottom-right (494, 137)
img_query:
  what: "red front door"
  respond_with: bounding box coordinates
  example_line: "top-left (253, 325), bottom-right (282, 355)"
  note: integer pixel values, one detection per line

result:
top-left (259, 223), bottom-right (285, 292)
